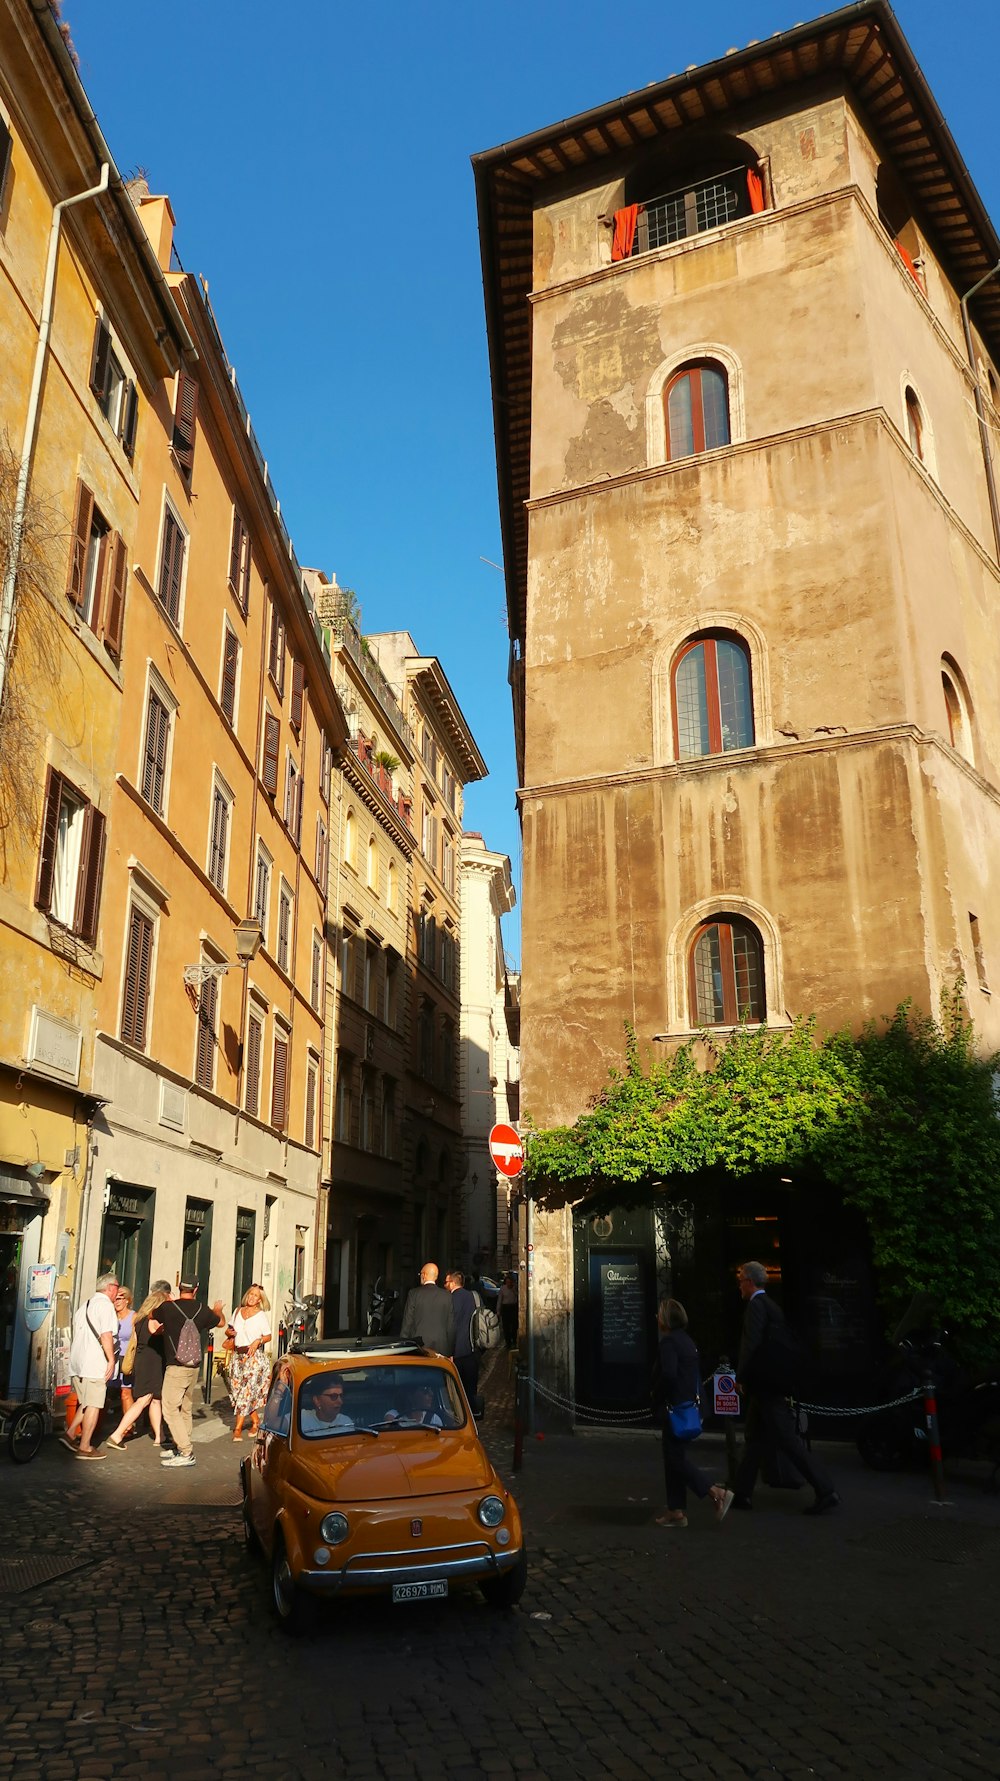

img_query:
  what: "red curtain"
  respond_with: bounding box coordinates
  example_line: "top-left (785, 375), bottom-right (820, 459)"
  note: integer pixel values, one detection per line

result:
top-left (747, 168), bottom-right (765, 213)
top-left (611, 204), bottom-right (640, 261)
top-left (894, 239), bottom-right (921, 285)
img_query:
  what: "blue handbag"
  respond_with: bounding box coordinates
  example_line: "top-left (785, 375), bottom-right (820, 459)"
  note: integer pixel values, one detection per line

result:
top-left (667, 1399), bottom-right (702, 1442)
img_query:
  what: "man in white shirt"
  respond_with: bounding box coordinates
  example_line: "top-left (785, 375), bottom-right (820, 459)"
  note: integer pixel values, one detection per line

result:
top-left (299, 1375), bottom-right (354, 1435)
top-left (63, 1272), bottom-right (119, 1460)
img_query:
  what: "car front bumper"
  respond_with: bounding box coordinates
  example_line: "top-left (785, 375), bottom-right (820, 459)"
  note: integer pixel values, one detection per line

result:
top-left (298, 1542), bottom-right (523, 1595)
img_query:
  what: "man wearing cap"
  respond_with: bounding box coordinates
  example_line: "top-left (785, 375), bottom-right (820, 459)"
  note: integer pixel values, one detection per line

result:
top-left (63, 1271), bottom-right (120, 1460)
top-left (154, 1279), bottom-right (226, 1468)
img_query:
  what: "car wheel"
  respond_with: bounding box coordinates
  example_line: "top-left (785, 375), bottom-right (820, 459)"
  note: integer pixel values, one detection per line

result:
top-left (7, 1407), bottom-right (44, 1464)
top-left (271, 1530), bottom-right (316, 1634)
top-left (240, 1462), bottom-right (260, 1555)
top-left (480, 1546), bottom-right (527, 1609)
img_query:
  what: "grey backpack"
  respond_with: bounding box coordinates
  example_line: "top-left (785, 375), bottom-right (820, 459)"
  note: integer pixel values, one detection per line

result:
top-left (470, 1293), bottom-right (502, 1353)
top-left (175, 1310), bottom-right (202, 1367)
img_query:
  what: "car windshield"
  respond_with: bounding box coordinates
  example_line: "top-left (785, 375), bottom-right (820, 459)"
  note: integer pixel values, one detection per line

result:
top-left (297, 1364), bottom-right (467, 1440)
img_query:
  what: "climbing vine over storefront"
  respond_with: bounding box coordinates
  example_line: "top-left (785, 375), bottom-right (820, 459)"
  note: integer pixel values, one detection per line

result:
top-left (524, 987), bottom-right (1000, 1347)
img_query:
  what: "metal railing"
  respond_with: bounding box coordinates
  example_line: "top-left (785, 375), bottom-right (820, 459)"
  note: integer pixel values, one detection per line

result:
top-left (634, 164), bottom-right (749, 253)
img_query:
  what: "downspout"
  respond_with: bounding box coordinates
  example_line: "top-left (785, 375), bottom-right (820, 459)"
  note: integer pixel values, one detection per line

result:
top-left (960, 262), bottom-right (1000, 568)
top-left (0, 162), bottom-right (110, 713)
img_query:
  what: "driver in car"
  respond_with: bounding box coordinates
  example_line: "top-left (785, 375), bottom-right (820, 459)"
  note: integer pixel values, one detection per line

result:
top-left (300, 1374), bottom-right (355, 1434)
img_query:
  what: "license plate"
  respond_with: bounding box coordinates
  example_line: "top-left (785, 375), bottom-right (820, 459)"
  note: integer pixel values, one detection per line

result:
top-left (391, 1580), bottom-right (448, 1603)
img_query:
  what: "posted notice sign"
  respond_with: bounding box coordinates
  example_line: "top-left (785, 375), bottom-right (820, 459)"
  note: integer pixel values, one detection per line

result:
top-left (714, 1372), bottom-right (740, 1416)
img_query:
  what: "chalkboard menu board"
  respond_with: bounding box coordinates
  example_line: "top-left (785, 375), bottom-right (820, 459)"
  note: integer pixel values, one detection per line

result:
top-left (599, 1254), bottom-right (646, 1365)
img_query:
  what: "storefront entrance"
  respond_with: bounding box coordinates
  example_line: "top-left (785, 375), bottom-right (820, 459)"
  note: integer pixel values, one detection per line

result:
top-left (99, 1185), bottom-right (155, 1304)
top-left (1, 1226), bottom-right (23, 1396)
top-left (573, 1174), bottom-right (882, 1419)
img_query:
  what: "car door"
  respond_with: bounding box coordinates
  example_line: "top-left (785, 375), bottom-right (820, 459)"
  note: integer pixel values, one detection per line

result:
top-left (250, 1365), bottom-right (293, 1551)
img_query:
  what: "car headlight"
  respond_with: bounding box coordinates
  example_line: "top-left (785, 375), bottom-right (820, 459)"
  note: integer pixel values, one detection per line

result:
top-left (319, 1512), bottom-right (350, 1544)
top-left (478, 1495), bottom-right (506, 1528)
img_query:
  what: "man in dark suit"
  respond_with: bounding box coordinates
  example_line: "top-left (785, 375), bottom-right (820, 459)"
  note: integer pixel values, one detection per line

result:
top-left (400, 1263), bottom-right (455, 1356)
top-left (733, 1260), bottom-right (841, 1515)
top-left (445, 1269), bottom-right (479, 1401)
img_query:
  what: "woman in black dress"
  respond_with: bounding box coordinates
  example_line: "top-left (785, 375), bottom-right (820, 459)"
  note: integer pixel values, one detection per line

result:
top-left (652, 1297), bottom-right (733, 1527)
top-left (105, 1283), bottom-right (171, 1451)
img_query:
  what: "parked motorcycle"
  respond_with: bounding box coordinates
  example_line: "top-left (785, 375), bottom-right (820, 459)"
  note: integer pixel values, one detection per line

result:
top-left (284, 1291), bottom-right (322, 1349)
top-left (856, 1296), bottom-right (1000, 1478)
top-left (366, 1276), bottom-right (398, 1337)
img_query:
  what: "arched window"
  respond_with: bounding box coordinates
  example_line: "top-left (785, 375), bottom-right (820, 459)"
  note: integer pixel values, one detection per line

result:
top-left (942, 661), bottom-right (973, 763)
top-left (673, 633), bottom-right (754, 759)
top-left (905, 386), bottom-right (925, 462)
top-left (344, 808), bottom-right (356, 867)
top-left (664, 363), bottom-right (730, 461)
top-left (367, 835), bottom-right (378, 892)
top-left (689, 916), bottom-right (765, 1027)
top-left (386, 858), bottom-right (396, 913)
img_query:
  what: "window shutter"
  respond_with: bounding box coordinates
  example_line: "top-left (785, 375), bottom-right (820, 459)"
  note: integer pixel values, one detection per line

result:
top-left (271, 1034), bottom-right (288, 1130)
top-left (75, 804), bottom-right (106, 945)
top-left (245, 1014), bottom-right (262, 1117)
top-left (142, 692), bottom-right (169, 811)
top-left (102, 533), bottom-right (128, 662)
top-left (121, 906), bottom-right (153, 1048)
top-left (158, 508), bottom-right (185, 623)
top-left (220, 628), bottom-right (239, 722)
top-left (209, 788), bottom-right (228, 888)
top-left (262, 713), bottom-right (280, 794)
top-left (290, 658), bottom-right (305, 730)
top-left (66, 482), bottom-right (94, 608)
top-left (228, 511), bottom-right (243, 592)
top-left (195, 969), bottom-right (218, 1088)
top-left (89, 317), bottom-right (112, 404)
top-left (305, 1064), bottom-right (317, 1150)
top-left (172, 371), bottom-right (198, 480)
top-left (0, 118), bottom-right (12, 202)
top-left (34, 768), bottom-right (63, 913)
top-left (294, 773), bottom-right (303, 846)
top-left (121, 380), bottom-right (138, 459)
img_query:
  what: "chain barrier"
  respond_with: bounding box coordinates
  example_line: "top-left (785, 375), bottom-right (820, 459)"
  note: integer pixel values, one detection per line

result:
top-left (526, 1374), bottom-right (924, 1424)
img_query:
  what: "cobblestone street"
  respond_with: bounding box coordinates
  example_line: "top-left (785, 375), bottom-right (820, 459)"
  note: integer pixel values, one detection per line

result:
top-left (2, 1363), bottom-right (999, 1781)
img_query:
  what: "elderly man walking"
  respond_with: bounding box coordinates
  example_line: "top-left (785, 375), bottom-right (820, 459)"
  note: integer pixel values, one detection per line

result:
top-left (63, 1272), bottom-right (119, 1460)
top-left (733, 1260), bottom-right (841, 1515)
top-left (400, 1263), bottom-right (455, 1356)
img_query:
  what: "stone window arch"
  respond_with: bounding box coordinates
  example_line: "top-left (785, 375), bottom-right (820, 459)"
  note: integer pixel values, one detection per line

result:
top-left (645, 344), bottom-right (745, 466)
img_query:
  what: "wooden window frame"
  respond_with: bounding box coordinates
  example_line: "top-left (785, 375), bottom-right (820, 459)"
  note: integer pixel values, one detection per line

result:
top-left (194, 965), bottom-right (219, 1091)
top-left (289, 658), bottom-right (305, 732)
top-left (672, 633), bottom-right (754, 760)
top-left (228, 507), bottom-right (251, 613)
top-left (207, 776), bottom-right (232, 893)
top-left (171, 370), bottom-right (199, 484)
top-left (157, 499), bottom-right (186, 626)
top-left (268, 598), bottom-right (286, 697)
top-left (141, 684), bottom-right (172, 815)
top-left (34, 767), bottom-right (106, 945)
top-left (271, 1027), bottom-right (290, 1132)
top-left (220, 624), bottom-right (240, 724)
top-left (277, 881), bottom-right (292, 975)
top-left (261, 710), bottom-right (280, 796)
top-left (253, 843), bottom-right (271, 940)
top-left (688, 917), bottom-right (765, 1027)
top-left (244, 1006), bottom-right (264, 1117)
top-left (664, 363), bottom-right (730, 461)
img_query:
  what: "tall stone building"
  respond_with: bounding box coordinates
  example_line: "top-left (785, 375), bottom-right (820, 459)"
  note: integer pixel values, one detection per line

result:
top-left (474, 3), bottom-right (1000, 1407)
top-left (367, 633), bottom-right (487, 1284)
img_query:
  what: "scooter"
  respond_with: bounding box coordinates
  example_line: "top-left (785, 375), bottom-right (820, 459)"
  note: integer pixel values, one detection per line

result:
top-left (856, 1297), bottom-right (1000, 1480)
top-left (284, 1291), bottom-right (322, 1349)
top-left (366, 1276), bottom-right (398, 1337)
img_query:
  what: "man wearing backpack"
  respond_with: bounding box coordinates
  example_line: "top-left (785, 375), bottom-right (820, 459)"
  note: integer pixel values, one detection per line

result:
top-left (155, 1278), bottom-right (226, 1468)
top-left (733, 1261), bottom-right (841, 1515)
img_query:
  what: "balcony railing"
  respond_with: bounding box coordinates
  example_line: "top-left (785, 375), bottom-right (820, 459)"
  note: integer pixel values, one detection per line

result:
top-left (350, 734), bottom-right (413, 830)
top-left (334, 623), bottom-right (414, 752)
top-left (632, 165), bottom-right (753, 255)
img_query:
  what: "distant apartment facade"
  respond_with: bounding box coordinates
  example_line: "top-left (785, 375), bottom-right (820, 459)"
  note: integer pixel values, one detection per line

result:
top-left (475, 3), bottom-right (1000, 1407)
top-left (368, 633), bottom-right (487, 1284)
top-left (459, 832), bottom-right (517, 1271)
top-left (306, 573), bottom-right (416, 1331)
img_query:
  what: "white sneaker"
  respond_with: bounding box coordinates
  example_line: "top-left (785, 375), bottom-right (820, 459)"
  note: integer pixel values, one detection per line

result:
top-left (162, 1452), bottom-right (195, 1467)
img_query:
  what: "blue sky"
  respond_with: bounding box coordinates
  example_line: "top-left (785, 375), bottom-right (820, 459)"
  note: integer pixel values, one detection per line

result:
top-left (71, 1), bottom-right (1000, 962)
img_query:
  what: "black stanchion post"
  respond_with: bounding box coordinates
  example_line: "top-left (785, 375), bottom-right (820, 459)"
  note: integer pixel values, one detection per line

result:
top-left (512, 1362), bottom-right (525, 1474)
top-left (203, 1333), bottom-right (214, 1406)
top-left (278, 1321), bottom-right (286, 1358)
top-left (923, 1367), bottom-right (947, 1503)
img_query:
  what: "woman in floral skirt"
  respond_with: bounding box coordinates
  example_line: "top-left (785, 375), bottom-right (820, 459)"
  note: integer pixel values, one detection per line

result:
top-left (227, 1284), bottom-right (272, 1440)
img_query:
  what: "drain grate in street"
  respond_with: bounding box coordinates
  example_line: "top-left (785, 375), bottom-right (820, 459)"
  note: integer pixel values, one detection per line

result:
top-left (567, 1504), bottom-right (657, 1526)
top-left (850, 1516), bottom-right (1000, 1566)
top-left (0, 1553), bottom-right (93, 1595)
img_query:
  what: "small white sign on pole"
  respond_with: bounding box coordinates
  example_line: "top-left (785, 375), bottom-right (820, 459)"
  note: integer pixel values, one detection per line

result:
top-left (714, 1372), bottom-right (740, 1416)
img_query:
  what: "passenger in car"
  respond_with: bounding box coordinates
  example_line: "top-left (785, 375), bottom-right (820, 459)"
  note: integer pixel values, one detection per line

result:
top-left (300, 1374), bottom-right (355, 1435)
top-left (384, 1381), bottom-right (447, 1427)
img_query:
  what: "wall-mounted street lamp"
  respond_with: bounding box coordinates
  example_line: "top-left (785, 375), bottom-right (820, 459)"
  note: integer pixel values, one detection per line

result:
top-left (183, 917), bottom-right (263, 989)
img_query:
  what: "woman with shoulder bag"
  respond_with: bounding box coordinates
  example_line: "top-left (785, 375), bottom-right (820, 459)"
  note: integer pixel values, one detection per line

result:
top-left (651, 1297), bottom-right (733, 1528)
top-left (228, 1285), bottom-right (272, 1440)
top-left (104, 1284), bottom-right (172, 1452)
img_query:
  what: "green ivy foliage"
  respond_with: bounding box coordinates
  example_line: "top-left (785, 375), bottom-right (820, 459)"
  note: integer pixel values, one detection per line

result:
top-left (524, 988), bottom-right (1000, 1341)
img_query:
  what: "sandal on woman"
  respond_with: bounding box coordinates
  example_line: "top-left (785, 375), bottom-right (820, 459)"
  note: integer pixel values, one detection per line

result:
top-left (655, 1511), bottom-right (688, 1527)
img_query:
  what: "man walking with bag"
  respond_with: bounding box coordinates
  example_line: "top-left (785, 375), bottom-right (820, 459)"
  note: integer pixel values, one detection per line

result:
top-left (154, 1278), bottom-right (226, 1468)
top-left (63, 1271), bottom-right (119, 1459)
top-left (733, 1261), bottom-right (841, 1514)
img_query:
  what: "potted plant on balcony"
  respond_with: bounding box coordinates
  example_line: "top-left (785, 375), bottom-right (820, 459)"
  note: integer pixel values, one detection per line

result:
top-left (373, 749), bottom-right (399, 796)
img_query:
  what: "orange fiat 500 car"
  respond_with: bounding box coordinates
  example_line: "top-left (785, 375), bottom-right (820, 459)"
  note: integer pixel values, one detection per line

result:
top-left (240, 1339), bottom-right (526, 1631)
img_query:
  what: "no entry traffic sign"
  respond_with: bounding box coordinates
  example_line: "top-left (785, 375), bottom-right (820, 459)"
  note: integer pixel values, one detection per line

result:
top-left (488, 1123), bottom-right (524, 1177)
